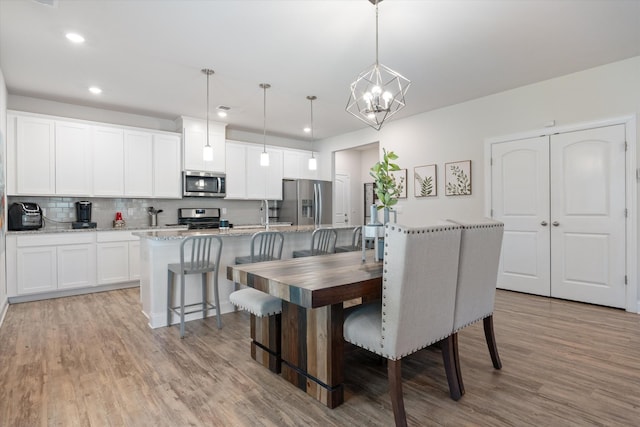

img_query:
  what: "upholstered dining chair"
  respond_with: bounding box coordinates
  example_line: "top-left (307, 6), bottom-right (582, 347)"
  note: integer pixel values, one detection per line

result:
top-left (447, 219), bottom-right (504, 398)
top-left (292, 227), bottom-right (337, 258)
top-left (229, 231), bottom-right (285, 373)
top-left (167, 235), bottom-right (223, 338)
top-left (343, 223), bottom-right (462, 427)
top-left (335, 225), bottom-right (363, 253)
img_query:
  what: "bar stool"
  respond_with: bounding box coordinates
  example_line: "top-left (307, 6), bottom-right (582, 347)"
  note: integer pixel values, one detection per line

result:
top-left (229, 231), bottom-right (285, 373)
top-left (292, 227), bottom-right (337, 258)
top-left (167, 235), bottom-right (223, 338)
top-left (335, 226), bottom-right (362, 252)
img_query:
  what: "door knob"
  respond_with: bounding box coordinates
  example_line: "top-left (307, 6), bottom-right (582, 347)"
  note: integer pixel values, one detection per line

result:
top-left (541, 221), bottom-right (548, 226)
top-left (552, 221), bottom-right (560, 226)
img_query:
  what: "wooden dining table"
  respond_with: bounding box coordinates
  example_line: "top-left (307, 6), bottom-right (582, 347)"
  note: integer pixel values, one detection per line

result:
top-left (227, 250), bottom-right (383, 408)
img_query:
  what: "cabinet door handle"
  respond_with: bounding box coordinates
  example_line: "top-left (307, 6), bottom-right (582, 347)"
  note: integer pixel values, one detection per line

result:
top-left (552, 221), bottom-right (560, 226)
top-left (541, 221), bottom-right (548, 226)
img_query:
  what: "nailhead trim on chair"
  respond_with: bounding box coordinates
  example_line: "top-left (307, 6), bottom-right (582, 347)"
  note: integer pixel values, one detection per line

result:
top-left (453, 312), bottom-right (493, 332)
top-left (375, 223), bottom-right (462, 358)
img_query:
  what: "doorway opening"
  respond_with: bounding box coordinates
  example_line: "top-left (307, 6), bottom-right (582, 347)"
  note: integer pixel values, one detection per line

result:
top-left (333, 142), bottom-right (379, 226)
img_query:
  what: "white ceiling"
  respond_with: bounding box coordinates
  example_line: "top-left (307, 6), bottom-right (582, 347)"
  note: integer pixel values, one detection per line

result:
top-left (1, 0), bottom-right (639, 141)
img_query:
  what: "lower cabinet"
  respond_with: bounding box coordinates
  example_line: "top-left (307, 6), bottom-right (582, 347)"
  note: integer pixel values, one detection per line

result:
top-left (7, 229), bottom-right (155, 298)
top-left (7, 233), bottom-right (96, 296)
top-left (96, 231), bottom-right (142, 285)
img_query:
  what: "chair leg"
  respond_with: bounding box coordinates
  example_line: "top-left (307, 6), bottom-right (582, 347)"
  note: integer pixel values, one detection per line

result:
top-left (213, 271), bottom-right (222, 329)
top-left (483, 315), bottom-right (502, 369)
top-left (452, 333), bottom-right (465, 396)
top-left (201, 272), bottom-right (208, 319)
top-left (179, 273), bottom-right (186, 338)
top-left (387, 358), bottom-right (407, 427)
top-left (441, 335), bottom-right (463, 400)
top-left (167, 270), bottom-right (173, 327)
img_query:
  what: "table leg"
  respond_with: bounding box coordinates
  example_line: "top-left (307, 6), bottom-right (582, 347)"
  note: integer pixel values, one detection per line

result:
top-left (250, 313), bottom-right (281, 374)
top-left (280, 301), bottom-right (344, 408)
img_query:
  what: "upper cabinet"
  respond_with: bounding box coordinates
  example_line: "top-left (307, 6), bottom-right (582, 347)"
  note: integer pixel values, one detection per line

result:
top-left (93, 126), bottom-right (125, 197)
top-left (124, 130), bottom-right (153, 197)
top-left (7, 112), bottom-right (182, 199)
top-left (13, 115), bottom-right (56, 195)
top-left (152, 134), bottom-right (182, 198)
top-left (178, 116), bottom-right (226, 173)
top-left (283, 148), bottom-right (318, 180)
top-left (225, 140), bottom-right (283, 200)
top-left (55, 121), bottom-right (92, 196)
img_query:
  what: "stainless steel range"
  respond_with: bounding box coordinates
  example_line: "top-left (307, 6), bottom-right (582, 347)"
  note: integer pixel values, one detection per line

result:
top-left (177, 208), bottom-right (227, 230)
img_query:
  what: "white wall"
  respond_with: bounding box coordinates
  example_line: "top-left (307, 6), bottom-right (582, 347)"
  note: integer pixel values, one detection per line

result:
top-left (319, 56), bottom-right (639, 223)
top-left (318, 56), bottom-right (640, 308)
top-left (0, 67), bottom-right (8, 324)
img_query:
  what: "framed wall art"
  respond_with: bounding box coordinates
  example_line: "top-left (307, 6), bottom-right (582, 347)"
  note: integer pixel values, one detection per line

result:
top-left (389, 169), bottom-right (407, 199)
top-left (445, 160), bottom-right (471, 196)
top-left (414, 164), bottom-right (437, 197)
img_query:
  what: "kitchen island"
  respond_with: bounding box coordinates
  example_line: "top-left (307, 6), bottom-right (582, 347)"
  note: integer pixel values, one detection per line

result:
top-left (133, 225), bottom-right (355, 329)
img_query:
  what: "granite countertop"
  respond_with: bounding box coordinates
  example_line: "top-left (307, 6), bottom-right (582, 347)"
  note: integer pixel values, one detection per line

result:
top-left (7, 224), bottom-right (188, 235)
top-left (133, 224), bottom-right (356, 241)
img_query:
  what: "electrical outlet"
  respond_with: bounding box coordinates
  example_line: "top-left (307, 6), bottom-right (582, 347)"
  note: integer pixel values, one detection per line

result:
top-left (41, 208), bottom-right (47, 217)
top-left (221, 207), bottom-right (227, 215)
top-left (128, 208), bottom-right (134, 216)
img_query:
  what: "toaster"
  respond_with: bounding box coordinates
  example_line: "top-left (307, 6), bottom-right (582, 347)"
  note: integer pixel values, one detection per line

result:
top-left (8, 202), bottom-right (43, 231)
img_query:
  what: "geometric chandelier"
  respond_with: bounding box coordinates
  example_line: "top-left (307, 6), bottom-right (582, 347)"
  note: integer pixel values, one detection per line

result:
top-left (346, 0), bottom-right (410, 131)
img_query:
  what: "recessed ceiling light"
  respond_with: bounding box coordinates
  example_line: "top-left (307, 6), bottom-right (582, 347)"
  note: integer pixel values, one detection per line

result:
top-left (217, 105), bottom-right (230, 118)
top-left (65, 32), bottom-right (85, 44)
top-left (303, 127), bottom-right (311, 133)
top-left (89, 86), bottom-right (102, 95)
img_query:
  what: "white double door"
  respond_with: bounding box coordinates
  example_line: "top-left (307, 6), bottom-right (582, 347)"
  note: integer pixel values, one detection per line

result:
top-left (491, 124), bottom-right (627, 308)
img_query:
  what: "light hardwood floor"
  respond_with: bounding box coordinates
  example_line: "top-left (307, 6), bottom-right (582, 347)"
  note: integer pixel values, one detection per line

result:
top-left (1, 288), bottom-right (639, 426)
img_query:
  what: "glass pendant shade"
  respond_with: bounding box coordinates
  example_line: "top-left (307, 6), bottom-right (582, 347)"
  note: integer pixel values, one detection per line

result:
top-left (260, 150), bottom-right (270, 166)
top-left (308, 156), bottom-right (317, 171)
top-left (203, 144), bottom-right (213, 161)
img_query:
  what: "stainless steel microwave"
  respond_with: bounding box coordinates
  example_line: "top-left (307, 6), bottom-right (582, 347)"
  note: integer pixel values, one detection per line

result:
top-left (183, 171), bottom-right (226, 198)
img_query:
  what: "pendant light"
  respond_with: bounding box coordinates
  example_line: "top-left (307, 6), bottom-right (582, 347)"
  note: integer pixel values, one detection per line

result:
top-left (307, 95), bottom-right (317, 171)
top-left (202, 68), bottom-right (214, 161)
top-left (346, 0), bottom-right (410, 130)
top-left (259, 83), bottom-right (271, 167)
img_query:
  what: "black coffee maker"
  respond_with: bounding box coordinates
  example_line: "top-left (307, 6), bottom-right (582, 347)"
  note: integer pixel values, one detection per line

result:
top-left (72, 201), bottom-right (97, 229)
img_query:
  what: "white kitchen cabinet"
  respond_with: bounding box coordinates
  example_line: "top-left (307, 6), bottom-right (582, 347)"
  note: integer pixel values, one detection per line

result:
top-left (97, 242), bottom-right (130, 284)
top-left (283, 149), bottom-right (318, 180)
top-left (7, 233), bottom-right (96, 296)
top-left (93, 126), bottom-right (125, 196)
top-left (55, 121), bottom-right (93, 195)
top-left (129, 240), bottom-right (141, 280)
top-left (16, 246), bottom-right (58, 295)
top-left (57, 243), bottom-right (97, 289)
top-left (96, 230), bottom-right (142, 284)
top-left (15, 115), bottom-right (56, 195)
top-left (153, 133), bottom-right (182, 198)
top-left (246, 145), bottom-right (283, 200)
top-left (225, 142), bottom-right (247, 199)
top-left (226, 141), bottom-right (283, 200)
top-left (124, 130), bottom-right (153, 197)
top-left (8, 111), bottom-right (181, 199)
top-left (179, 116), bottom-right (226, 173)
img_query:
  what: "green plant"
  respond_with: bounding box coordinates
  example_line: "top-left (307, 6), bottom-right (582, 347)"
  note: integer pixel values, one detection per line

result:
top-left (414, 171), bottom-right (434, 196)
top-left (445, 165), bottom-right (471, 195)
top-left (370, 148), bottom-right (403, 210)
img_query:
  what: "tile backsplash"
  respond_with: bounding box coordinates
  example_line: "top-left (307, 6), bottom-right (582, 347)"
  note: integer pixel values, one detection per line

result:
top-left (7, 196), bottom-right (268, 230)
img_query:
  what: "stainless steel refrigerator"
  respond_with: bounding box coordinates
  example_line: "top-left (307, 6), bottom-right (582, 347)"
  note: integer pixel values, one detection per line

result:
top-left (280, 179), bottom-right (333, 226)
